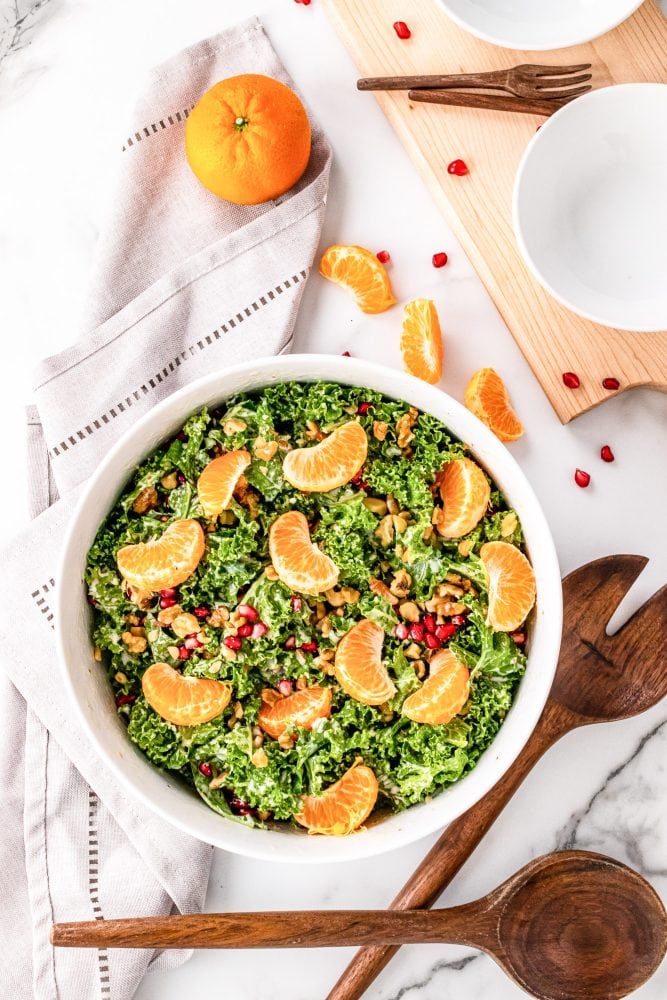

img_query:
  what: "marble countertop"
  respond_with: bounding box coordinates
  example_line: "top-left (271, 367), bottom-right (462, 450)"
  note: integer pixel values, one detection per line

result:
top-left (1, 1), bottom-right (666, 998)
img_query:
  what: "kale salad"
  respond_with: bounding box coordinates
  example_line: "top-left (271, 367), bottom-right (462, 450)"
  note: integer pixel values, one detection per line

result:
top-left (86, 381), bottom-right (532, 834)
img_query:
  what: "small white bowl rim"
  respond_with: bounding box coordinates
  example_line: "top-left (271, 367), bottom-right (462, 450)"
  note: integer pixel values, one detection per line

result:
top-left (434, 0), bottom-right (644, 50)
top-left (513, 83), bottom-right (667, 334)
top-left (56, 355), bottom-right (562, 863)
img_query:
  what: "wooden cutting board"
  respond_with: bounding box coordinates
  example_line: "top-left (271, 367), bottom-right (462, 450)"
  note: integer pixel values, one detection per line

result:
top-left (322, 0), bottom-right (667, 422)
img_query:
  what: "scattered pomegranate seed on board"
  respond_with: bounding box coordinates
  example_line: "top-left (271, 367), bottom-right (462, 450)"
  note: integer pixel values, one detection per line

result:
top-left (432, 252), bottom-right (448, 268)
top-left (447, 159), bottom-right (469, 176)
top-left (602, 377), bottom-right (620, 391)
top-left (600, 445), bottom-right (615, 463)
top-left (295, 0), bottom-right (311, 5)
top-left (562, 371), bottom-right (580, 389)
top-left (376, 250), bottom-right (391, 264)
top-left (198, 762), bottom-right (213, 778)
top-left (574, 469), bottom-right (591, 488)
top-left (342, 350), bottom-right (351, 357)
top-left (393, 21), bottom-right (411, 39)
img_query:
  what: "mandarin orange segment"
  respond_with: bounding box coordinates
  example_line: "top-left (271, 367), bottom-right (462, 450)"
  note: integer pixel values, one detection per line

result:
top-left (464, 368), bottom-right (524, 443)
top-left (436, 457), bottom-right (491, 539)
top-left (480, 541), bottom-right (536, 632)
top-left (269, 510), bottom-right (339, 595)
top-left (320, 245), bottom-right (396, 314)
top-left (197, 450), bottom-right (250, 518)
top-left (282, 421), bottom-right (368, 493)
top-left (141, 662), bottom-right (231, 726)
top-left (402, 649), bottom-right (470, 725)
top-left (258, 686), bottom-right (332, 739)
top-left (334, 618), bottom-right (396, 706)
top-left (295, 764), bottom-right (379, 836)
top-left (116, 519), bottom-right (205, 593)
top-left (400, 298), bottom-right (444, 385)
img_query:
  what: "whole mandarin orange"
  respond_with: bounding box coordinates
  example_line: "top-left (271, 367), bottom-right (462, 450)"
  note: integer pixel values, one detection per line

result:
top-left (185, 73), bottom-right (311, 205)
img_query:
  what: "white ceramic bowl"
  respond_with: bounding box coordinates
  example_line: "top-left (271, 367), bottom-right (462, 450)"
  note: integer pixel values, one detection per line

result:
top-left (435, 0), bottom-right (644, 50)
top-left (513, 85), bottom-right (667, 333)
top-left (57, 355), bottom-right (562, 863)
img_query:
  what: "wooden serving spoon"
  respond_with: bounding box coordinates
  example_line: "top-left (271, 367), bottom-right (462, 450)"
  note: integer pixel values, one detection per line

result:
top-left (327, 554), bottom-right (667, 999)
top-left (51, 850), bottom-right (666, 1000)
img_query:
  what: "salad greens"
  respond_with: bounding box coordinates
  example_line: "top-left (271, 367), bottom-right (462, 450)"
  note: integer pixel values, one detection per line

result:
top-left (86, 381), bottom-right (528, 830)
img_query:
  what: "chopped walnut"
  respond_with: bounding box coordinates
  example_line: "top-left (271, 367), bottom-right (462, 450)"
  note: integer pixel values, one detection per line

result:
top-left (372, 420), bottom-right (389, 441)
top-left (233, 700), bottom-right (244, 719)
top-left (363, 497), bottom-right (388, 516)
top-left (222, 418), bottom-right (247, 436)
top-left (220, 644), bottom-right (237, 662)
top-left (315, 654), bottom-right (335, 675)
top-left (227, 716), bottom-right (238, 729)
top-left (398, 601), bottom-right (421, 622)
top-left (369, 577), bottom-right (399, 606)
top-left (160, 471), bottom-right (178, 490)
top-left (126, 584), bottom-right (153, 610)
top-left (313, 601), bottom-right (327, 621)
top-left (157, 603), bottom-right (183, 626)
top-left (325, 587), bottom-right (360, 607)
top-left (375, 515), bottom-right (395, 547)
top-left (405, 642), bottom-right (422, 660)
top-left (317, 616), bottom-right (332, 637)
top-left (251, 747), bottom-right (269, 768)
top-left (254, 437), bottom-right (278, 461)
top-left (277, 435), bottom-right (291, 453)
top-left (305, 420), bottom-right (325, 441)
top-left (392, 513), bottom-right (408, 534)
top-left (278, 732), bottom-right (295, 750)
top-left (437, 581), bottom-right (465, 598)
top-left (218, 510), bottom-right (237, 525)
top-left (264, 565), bottom-right (279, 581)
top-left (207, 606), bottom-right (230, 628)
top-left (386, 494), bottom-right (399, 515)
top-left (422, 524), bottom-right (435, 543)
top-left (390, 570), bottom-right (412, 598)
top-left (233, 475), bottom-right (260, 520)
top-left (132, 486), bottom-right (159, 514)
top-left (171, 612), bottom-right (200, 638)
top-left (209, 772), bottom-right (227, 790)
top-left (122, 630), bottom-right (147, 655)
top-left (295, 675), bottom-right (308, 691)
top-left (396, 407), bottom-right (418, 448)
top-left (500, 511), bottom-right (518, 538)
top-left (458, 538), bottom-right (474, 557)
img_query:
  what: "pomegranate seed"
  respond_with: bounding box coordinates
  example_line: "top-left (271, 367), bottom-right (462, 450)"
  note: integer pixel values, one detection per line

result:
top-left (237, 623), bottom-right (253, 637)
top-left (409, 623), bottom-right (425, 642)
top-left (357, 402), bottom-right (373, 415)
top-left (423, 613), bottom-right (437, 634)
top-left (296, 0), bottom-right (311, 5)
top-left (177, 472), bottom-right (186, 485)
top-left (229, 797), bottom-right (254, 816)
top-left (435, 623), bottom-right (457, 642)
top-left (278, 679), bottom-right (294, 697)
top-left (602, 377), bottom-right (620, 391)
top-left (299, 641), bottom-right (318, 653)
top-left (432, 252), bottom-right (448, 268)
top-left (562, 372), bottom-right (580, 389)
top-left (251, 622), bottom-right (268, 639)
top-left (160, 515), bottom-right (169, 522)
top-left (184, 633), bottom-right (203, 650)
top-left (178, 646), bottom-right (190, 660)
top-left (450, 614), bottom-right (467, 626)
top-left (87, 595), bottom-right (98, 607)
top-left (393, 20), bottom-right (411, 39)
top-left (376, 250), bottom-right (391, 264)
top-left (511, 631), bottom-right (526, 646)
top-left (291, 595), bottom-right (303, 613)
top-left (283, 635), bottom-right (297, 650)
top-left (574, 469), bottom-right (591, 488)
top-left (342, 350), bottom-right (351, 357)
top-left (193, 606), bottom-right (210, 619)
top-left (224, 635), bottom-right (242, 650)
top-left (198, 762), bottom-right (213, 778)
top-left (447, 159), bottom-right (469, 176)
top-left (600, 445), bottom-right (615, 463)
top-left (159, 595), bottom-right (177, 609)
top-left (115, 693), bottom-right (136, 707)
top-left (177, 432), bottom-right (188, 442)
top-left (159, 588), bottom-right (178, 598)
top-left (395, 623), bottom-right (410, 640)
top-left (237, 603), bottom-right (259, 621)
top-left (425, 633), bottom-right (441, 650)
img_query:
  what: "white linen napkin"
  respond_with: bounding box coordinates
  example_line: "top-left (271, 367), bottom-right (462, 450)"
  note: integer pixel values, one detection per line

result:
top-left (0, 18), bottom-right (331, 999)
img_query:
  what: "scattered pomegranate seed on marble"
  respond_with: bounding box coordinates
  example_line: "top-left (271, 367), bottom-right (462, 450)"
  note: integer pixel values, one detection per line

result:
top-left (432, 252), bottom-right (448, 268)
top-left (562, 372), bottom-right (580, 389)
top-left (393, 20), bottom-right (411, 39)
top-left (342, 351), bottom-right (351, 357)
top-left (602, 377), bottom-right (620, 391)
top-left (574, 469), bottom-right (591, 488)
top-left (600, 445), bottom-right (615, 463)
top-left (447, 159), bottom-right (469, 176)
top-left (376, 250), bottom-right (391, 264)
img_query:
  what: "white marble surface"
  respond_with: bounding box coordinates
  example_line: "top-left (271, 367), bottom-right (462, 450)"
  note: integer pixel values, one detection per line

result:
top-left (1, 1), bottom-right (666, 998)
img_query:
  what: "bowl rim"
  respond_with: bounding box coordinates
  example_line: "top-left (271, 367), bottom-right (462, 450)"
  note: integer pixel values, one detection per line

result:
top-left (56, 354), bottom-right (562, 863)
top-left (512, 83), bottom-right (667, 334)
top-left (434, 0), bottom-right (644, 51)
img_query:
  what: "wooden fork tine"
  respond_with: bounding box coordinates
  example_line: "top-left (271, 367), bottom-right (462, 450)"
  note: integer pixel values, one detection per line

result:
top-left (536, 74), bottom-right (593, 90)
top-left (528, 63), bottom-right (592, 77)
top-left (552, 85), bottom-right (593, 100)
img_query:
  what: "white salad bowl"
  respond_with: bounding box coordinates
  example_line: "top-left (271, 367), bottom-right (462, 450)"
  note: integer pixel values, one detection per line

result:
top-left (57, 355), bottom-right (561, 863)
top-left (435, 0), bottom-right (644, 51)
top-left (513, 84), bottom-right (667, 333)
